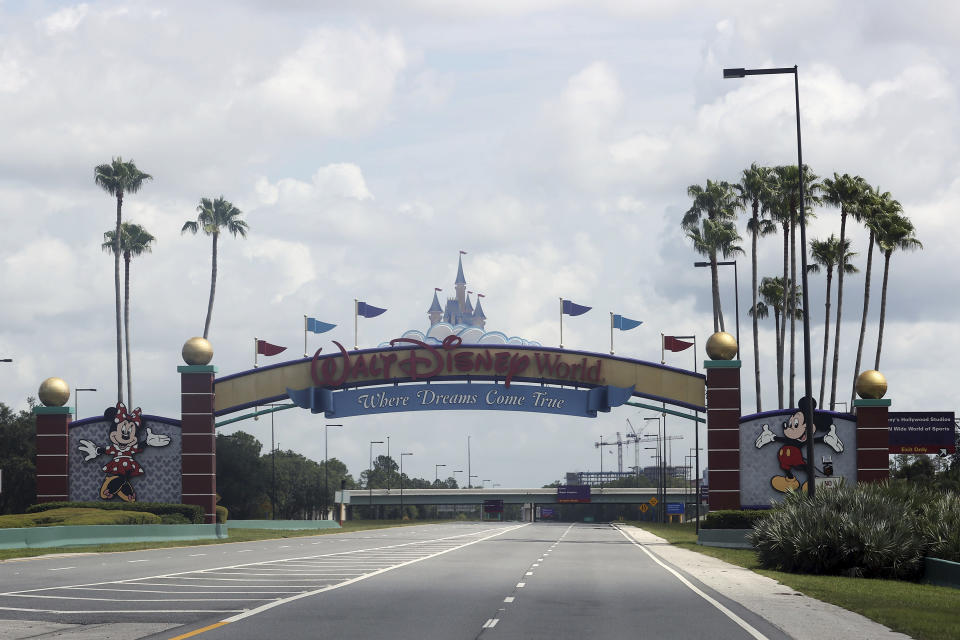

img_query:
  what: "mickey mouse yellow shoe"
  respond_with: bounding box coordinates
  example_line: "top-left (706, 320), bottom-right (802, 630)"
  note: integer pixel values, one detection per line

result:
top-left (771, 475), bottom-right (800, 493)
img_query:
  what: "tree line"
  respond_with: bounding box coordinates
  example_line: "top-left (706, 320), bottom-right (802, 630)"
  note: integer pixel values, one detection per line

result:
top-left (215, 432), bottom-right (461, 520)
top-left (684, 165), bottom-right (921, 412)
top-left (95, 157), bottom-right (248, 407)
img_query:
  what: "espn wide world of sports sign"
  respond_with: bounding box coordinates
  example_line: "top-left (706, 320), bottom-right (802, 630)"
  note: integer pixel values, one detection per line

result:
top-left (213, 336), bottom-right (706, 418)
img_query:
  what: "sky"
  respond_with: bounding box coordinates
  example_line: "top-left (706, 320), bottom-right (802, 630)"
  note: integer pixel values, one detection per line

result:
top-left (1, 0), bottom-right (958, 488)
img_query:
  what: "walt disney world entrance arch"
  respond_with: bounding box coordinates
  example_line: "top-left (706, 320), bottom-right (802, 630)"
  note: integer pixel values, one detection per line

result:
top-left (172, 335), bottom-right (713, 523)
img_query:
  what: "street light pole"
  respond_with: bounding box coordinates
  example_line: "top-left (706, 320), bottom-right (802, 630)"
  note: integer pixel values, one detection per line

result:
top-left (694, 260), bottom-right (740, 353)
top-left (369, 440), bottom-right (384, 519)
top-left (644, 417), bottom-right (663, 521)
top-left (324, 424), bottom-right (342, 520)
top-left (452, 470), bottom-right (463, 488)
top-left (724, 64), bottom-right (815, 497)
top-left (74, 388), bottom-right (97, 420)
top-left (467, 435), bottom-right (472, 488)
top-left (435, 463), bottom-right (446, 485)
top-left (400, 452), bottom-right (413, 517)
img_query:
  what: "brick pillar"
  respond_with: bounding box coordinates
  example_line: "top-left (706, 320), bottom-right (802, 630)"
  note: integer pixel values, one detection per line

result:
top-left (854, 398), bottom-right (890, 483)
top-left (705, 359), bottom-right (741, 510)
top-left (34, 406), bottom-right (73, 503)
top-left (179, 364), bottom-right (217, 524)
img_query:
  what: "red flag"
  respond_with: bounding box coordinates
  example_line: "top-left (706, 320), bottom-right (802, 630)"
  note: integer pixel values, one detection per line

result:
top-left (477, 293), bottom-right (485, 298)
top-left (256, 340), bottom-right (287, 356)
top-left (664, 336), bottom-right (693, 352)
top-left (435, 287), bottom-right (442, 291)
top-left (459, 250), bottom-right (468, 255)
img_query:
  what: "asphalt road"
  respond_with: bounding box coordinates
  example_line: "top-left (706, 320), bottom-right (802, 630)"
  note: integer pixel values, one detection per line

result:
top-left (0, 522), bottom-right (792, 640)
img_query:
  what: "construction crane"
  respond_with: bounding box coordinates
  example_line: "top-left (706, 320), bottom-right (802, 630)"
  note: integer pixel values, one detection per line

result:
top-left (594, 432), bottom-right (630, 473)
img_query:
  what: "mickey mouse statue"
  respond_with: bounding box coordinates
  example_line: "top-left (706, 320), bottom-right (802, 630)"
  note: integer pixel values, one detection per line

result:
top-left (78, 402), bottom-right (170, 502)
top-left (755, 396), bottom-right (843, 493)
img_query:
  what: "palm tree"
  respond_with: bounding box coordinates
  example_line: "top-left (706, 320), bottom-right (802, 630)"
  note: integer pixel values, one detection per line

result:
top-left (94, 158), bottom-right (153, 403)
top-left (738, 163), bottom-right (777, 412)
top-left (102, 223), bottom-right (156, 408)
top-left (850, 187), bottom-right (901, 406)
top-left (873, 214), bottom-right (921, 369)
top-left (682, 180), bottom-right (740, 332)
top-left (771, 165), bottom-right (820, 407)
top-left (752, 276), bottom-right (801, 409)
top-left (182, 196), bottom-right (249, 339)
top-left (686, 217), bottom-right (743, 337)
top-left (821, 173), bottom-right (869, 409)
top-left (807, 235), bottom-right (857, 408)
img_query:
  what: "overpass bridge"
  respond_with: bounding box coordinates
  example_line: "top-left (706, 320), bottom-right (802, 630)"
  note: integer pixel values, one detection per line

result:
top-left (336, 487), bottom-right (693, 507)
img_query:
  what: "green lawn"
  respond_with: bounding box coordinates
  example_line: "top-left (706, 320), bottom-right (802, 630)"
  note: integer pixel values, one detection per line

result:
top-left (629, 521), bottom-right (960, 640)
top-left (0, 507), bottom-right (162, 528)
top-left (0, 518), bottom-right (450, 562)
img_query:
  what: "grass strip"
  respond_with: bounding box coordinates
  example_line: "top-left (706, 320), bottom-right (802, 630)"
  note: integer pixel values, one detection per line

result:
top-left (628, 521), bottom-right (960, 640)
top-left (0, 519), bottom-right (450, 562)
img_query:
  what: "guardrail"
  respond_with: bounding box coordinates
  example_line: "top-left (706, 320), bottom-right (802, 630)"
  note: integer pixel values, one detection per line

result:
top-left (0, 524), bottom-right (227, 550)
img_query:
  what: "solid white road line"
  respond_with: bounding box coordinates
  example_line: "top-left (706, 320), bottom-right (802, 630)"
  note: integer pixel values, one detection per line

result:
top-left (614, 526), bottom-right (769, 640)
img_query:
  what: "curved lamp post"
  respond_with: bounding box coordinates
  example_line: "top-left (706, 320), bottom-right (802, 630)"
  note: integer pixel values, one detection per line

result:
top-left (724, 65), bottom-right (815, 497)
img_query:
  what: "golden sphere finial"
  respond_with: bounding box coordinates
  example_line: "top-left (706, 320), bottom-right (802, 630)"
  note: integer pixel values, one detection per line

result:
top-left (38, 377), bottom-right (70, 407)
top-left (856, 370), bottom-right (887, 399)
top-left (705, 331), bottom-right (738, 360)
top-left (182, 337), bottom-right (214, 366)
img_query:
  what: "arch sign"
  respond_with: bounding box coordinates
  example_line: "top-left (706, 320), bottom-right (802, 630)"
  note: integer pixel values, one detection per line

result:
top-left (214, 337), bottom-right (705, 420)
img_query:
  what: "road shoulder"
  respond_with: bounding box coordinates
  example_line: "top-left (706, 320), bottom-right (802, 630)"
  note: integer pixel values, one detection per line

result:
top-left (619, 525), bottom-right (912, 640)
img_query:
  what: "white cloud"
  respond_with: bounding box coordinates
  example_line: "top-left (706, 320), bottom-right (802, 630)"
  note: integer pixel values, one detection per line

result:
top-left (39, 4), bottom-right (89, 36)
top-left (259, 27), bottom-right (408, 134)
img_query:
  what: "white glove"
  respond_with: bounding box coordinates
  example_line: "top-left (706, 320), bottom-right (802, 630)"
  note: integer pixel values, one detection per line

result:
top-left (78, 440), bottom-right (99, 461)
top-left (755, 424), bottom-right (775, 448)
top-left (823, 424), bottom-right (843, 453)
top-left (145, 428), bottom-right (170, 447)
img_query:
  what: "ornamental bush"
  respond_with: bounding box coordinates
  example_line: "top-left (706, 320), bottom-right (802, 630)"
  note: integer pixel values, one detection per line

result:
top-left (701, 509), bottom-right (769, 529)
top-left (748, 481), bottom-right (927, 579)
top-left (919, 492), bottom-right (960, 563)
top-left (27, 501), bottom-right (204, 524)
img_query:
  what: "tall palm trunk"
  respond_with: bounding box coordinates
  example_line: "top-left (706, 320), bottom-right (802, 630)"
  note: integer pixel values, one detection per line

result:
top-left (751, 203), bottom-right (761, 412)
top-left (829, 209), bottom-right (848, 410)
top-left (819, 266), bottom-right (834, 408)
top-left (124, 251), bottom-right (132, 408)
top-left (773, 308), bottom-right (782, 408)
top-left (874, 251), bottom-right (892, 369)
top-left (710, 250), bottom-right (725, 333)
top-left (203, 233), bottom-right (219, 339)
top-left (114, 194), bottom-right (124, 404)
top-left (789, 206), bottom-right (796, 408)
top-left (779, 222), bottom-right (788, 408)
top-left (851, 231), bottom-right (875, 405)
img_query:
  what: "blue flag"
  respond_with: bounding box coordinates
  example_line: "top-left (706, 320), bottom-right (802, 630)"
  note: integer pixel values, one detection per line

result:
top-left (612, 314), bottom-right (643, 331)
top-left (357, 301), bottom-right (387, 318)
top-left (562, 299), bottom-right (592, 316)
top-left (307, 317), bottom-right (337, 333)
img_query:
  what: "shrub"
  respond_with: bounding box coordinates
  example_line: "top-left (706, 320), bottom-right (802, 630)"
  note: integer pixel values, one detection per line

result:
top-left (159, 513), bottom-right (191, 525)
top-left (749, 482), bottom-right (927, 579)
top-left (28, 501), bottom-right (204, 523)
top-left (702, 509), bottom-right (769, 529)
top-left (215, 505), bottom-right (229, 524)
top-left (919, 492), bottom-right (960, 562)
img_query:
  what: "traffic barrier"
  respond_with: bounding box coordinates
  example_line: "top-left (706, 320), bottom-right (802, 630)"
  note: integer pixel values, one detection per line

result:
top-left (697, 528), bottom-right (753, 549)
top-left (923, 557), bottom-right (960, 589)
top-left (0, 523), bottom-right (227, 550)
top-left (228, 520), bottom-right (341, 530)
